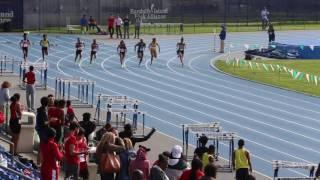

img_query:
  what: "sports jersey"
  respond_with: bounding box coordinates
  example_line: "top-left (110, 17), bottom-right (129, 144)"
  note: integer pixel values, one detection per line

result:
top-left (21, 39), bottom-right (30, 48)
top-left (177, 43), bottom-right (185, 50)
top-left (91, 43), bottom-right (98, 52)
top-left (76, 42), bottom-right (84, 51)
top-left (136, 42), bottom-right (146, 52)
top-left (118, 45), bottom-right (127, 53)
top-left (40, 39), bottom-right (49, 48)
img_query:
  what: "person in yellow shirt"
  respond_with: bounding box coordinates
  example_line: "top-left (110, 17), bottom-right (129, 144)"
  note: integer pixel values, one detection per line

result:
top-left (232, 139), bottom-right (252, 180)
top-left (40, 34), bottom-right (50, 61)
top-left (148, 38), bottom-right (160, 65)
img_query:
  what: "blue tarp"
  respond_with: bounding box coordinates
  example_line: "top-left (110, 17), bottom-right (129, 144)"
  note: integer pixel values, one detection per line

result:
top-left (270, 42), bottom-right (320, 59)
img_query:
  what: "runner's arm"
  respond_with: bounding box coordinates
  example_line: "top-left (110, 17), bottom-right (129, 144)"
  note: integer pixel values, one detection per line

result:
top-left (245, 151), bottom-right (253, 172)
top-left (158, 43), bottom-right (160, 53)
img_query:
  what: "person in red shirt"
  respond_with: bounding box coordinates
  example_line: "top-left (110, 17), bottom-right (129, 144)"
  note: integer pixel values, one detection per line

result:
top-left (9, 93), bottom-right (22, 155)
top-left (64, 122), bottom-right (87, 180)
top-left (41, 127), bottom-right (63, 180)
top-left (65, 100), bottom-right (76, 137)
top-left (180, 158), bottom-right (204, 180)
top-left (108, 14), bottom-right (115, 38)
top-left (77, 128), bottom-right (89, 180)
top-left (49, 99), bottom-right (65, 144)
top-left (23, 65), bottom-right (35, 111)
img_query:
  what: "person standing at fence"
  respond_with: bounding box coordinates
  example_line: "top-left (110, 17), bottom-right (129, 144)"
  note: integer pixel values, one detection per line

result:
top-left (261, 7), bottom-right (270, 30)
top-left (177, 37), bottom-right (186, 67)
top-left (108, 14), bottom-right (115, 38)
top-left (219, 25), bottom-right (226, 53)
top-left (75, 38), bottom-right (85, 63)
top-left (232, 139), bottom-right (253, 180)
top-left (135, 17), bottom-right (142, 39)
top-left (115, 15), bottom-right (123, 39)
top-left (80, 15), bottom-right (88, 34)
top-left (9, 93), bottom-right (22, 155)
top-left (134, 39), bottom-right (146, 66)
top-left (0, 81), bottom-right (11, 114)
top-left (117, 40), bottom-right (127, 68)
top-left (40, 34), bottom-right (50, 61)
top-left (23, 65), bottom-right (35, 112)
top-left (20, 33), bottom-right (31, 62)
top-left (90, 39), bottom-right (99, 64)
top-left (268, 24), bottom-right (275, 42)
top-left (149, 38), bottom-right (160, 65)
top-left (123, 15), bottom-right (130, 39)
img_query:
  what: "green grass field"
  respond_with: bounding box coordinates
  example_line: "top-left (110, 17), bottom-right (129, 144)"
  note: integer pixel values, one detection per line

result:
top-left (215, 59), bottom-right (320, 96)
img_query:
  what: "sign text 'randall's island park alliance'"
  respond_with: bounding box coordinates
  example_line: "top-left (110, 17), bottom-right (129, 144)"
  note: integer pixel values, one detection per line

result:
top-left (130, 4), bottom-right (168, 20)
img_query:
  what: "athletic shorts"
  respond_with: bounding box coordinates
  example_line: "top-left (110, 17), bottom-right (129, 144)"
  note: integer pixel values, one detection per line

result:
top-left (42, 47), bottom-right (48, 54)
top-left (22, 47), bottom-right (28, 55)
top-left (91, 51), bottom-right (97, 56)
top-left (76, 50), bottom-right (82, 55)
top-left (150, 48), bottom-right (157, 58)
top-left (9, 119), bottom-right (21, 134)
top-left (177, 50), bottom-right (184, 55)
top-left (236, 168), bottom-right (249, 180)
top-left (120, 52), bottom-right (125, 57)
top-left (137, 51), bottom-right (144, 58)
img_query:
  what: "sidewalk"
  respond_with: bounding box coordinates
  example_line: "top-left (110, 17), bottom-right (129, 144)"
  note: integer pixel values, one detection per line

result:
top-left (0, 74), bottom-right (271, 179)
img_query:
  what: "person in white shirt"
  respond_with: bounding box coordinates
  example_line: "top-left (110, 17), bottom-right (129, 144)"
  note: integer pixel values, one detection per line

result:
top-left (261, 7), bottom-right (269, 30)
top-left (115, 15), bottom-right (123, 39)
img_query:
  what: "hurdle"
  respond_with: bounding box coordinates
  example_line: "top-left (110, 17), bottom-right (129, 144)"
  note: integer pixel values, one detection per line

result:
top-left (0, 55), bottom-right (20, 76)
top-left (110, 108), bottom-right (146, 134)
top-left (19, 62), bottom-right (48, 89)
top-left (272, 160), bottom-right (318, 180)
top-left (182, 123), bottom-right (236, 172)
top-left (55, 78), bottom-right (95, 108)
top-left (94, 94), bottom-right (142, 126)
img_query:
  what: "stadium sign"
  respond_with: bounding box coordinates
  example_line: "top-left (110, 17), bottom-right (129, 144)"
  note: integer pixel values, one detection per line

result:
top-left (130, 4), bottom-right (168, 20)
top-left (0, 11), bottom-right (14, 24)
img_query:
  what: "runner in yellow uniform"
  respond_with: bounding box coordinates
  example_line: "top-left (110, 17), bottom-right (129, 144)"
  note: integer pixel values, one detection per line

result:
top-left (40, 34), bottom-right (50, 61)
top-left (148, 38), bottom-right (160, 65)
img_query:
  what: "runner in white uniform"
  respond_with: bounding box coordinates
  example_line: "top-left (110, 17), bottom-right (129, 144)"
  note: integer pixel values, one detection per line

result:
top-left (75, 38), bottom-right (85, 63)
top-left (20, 33), bottom-right (31, 62)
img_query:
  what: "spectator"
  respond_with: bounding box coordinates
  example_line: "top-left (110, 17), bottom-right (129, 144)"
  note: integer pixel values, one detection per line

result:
top-left (132, 169), bottom-right (144, 180)
top-left (49, 99), bottom-right (65, 143)
top-left (219, 25), bottom-right (226, 53)
top-left (108, 14), bottom-right (115, 38)
top-left (89, 16), bottom-right (97, 30)
top-left (129, 145), bottom-right (151, 180)
top-left (0, 81), bottom-right (11, 113)
top-left (315, 163), bottom-right (320, 178)
top-left (64, 122), bottom-right (87, 180)
top-left (9, 93), bottom-right (22, 155)
top-left (95, 123), bottom-right (112, 141)
top-left (65, 100), bottom-right (75, 125)
top-left (23, 65), bottom-right (35, 111)
top-left (80, 15), bottom-right (88, 34)
top-left (123, 15), bottom-right (130, 39)
top-left (232, 139), bottom-right (253, 180)
top-left (79, 112), bottom-right (96, 141)
top-left (194, 135), bottom-right (209, 160)
top-left (40, 127), bottom-right (63, 180)
top-left (268, 24), bottom-right (275, 42)
top-left (117, 138), bottom-right (136, 180)
top-left (77, 127), bottom-right (89, 180)
top-left (153, 151), bottom-right (170, 167)
top-left (47, 94), bottom-right (54, 107)
top-left (119, 123), bottom-right (156, 147)
top-left (261, 7), bottom-right (270, 30)
top-left (179, 158), bottom-right (204, 180)
top-left (135, 17), bottom-right (142, 39)
top-left (202, 145), bottom-right (215, 168)
top-left (96, 132), bottom-right (125, 180)
top-left (36, 96), bottom-right (49, 165)
top-left (200, 163), bottom-right (217, 180)
top-left (150, 154), bottom-right (169, 180)
top-left (166, 145), bottom-right (188, 180)
top-left (115, 15), bottom-right (123, 39)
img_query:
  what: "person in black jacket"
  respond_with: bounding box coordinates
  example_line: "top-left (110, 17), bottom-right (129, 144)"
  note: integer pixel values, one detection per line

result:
top-left (119, 123), bottom-right (156, 147)
top-left (219, 25), bottom-right (226, 53)
top-left (268, 24), bottom-right (275, 42)
top-left (36, 96), bottom-right (49, 165)
top-left (79, 112), bottom-right (96, 141)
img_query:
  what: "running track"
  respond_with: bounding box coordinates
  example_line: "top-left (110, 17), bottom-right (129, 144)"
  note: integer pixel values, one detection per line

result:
top-left (0, 31), bottom-right (320, 178)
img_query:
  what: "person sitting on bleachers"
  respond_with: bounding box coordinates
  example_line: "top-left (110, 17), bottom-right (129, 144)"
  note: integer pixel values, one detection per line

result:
top-left (200, 163), bottom-right (217, 180)
top-left (119, 123), bottom-right (156, 147)
top-left (194, 135), bottom-right (209, 160)
top-left (79, 112), bottom-right (96, 141)
top-left (89, 16), bottom-right (97, 30)
top-left (165, 145), bottom-right (188, 180)
top-left (129, 145), bottom-right (151, 180)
